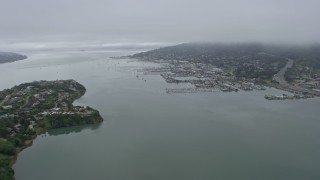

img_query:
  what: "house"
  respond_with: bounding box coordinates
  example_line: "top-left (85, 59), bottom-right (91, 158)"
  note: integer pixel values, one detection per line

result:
top-left (14, 124), bottom-right (22, 130)
top-left (28, 125), bottom-right (34, 130)
top-left (2, 105), bottom-right (13, 110)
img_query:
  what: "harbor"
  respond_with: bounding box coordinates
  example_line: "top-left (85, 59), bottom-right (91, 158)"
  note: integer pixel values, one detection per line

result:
top-left (140, 60), bottom-right (268, 94)
top-left (264, 94), bottom-right (314, 100)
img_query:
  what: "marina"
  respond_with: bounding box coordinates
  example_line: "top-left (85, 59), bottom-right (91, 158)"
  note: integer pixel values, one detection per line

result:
top-left (140, 61), bottom-right (268, 94)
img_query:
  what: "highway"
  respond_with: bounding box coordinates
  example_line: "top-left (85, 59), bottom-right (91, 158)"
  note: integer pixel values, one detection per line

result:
top-left (273, 58), bottom-right (320, 96)
top-left (273, 58), bottom-right (293, 87)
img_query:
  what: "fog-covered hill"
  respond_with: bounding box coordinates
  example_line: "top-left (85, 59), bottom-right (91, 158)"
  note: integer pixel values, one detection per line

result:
top-left (0, 52), bottom-right (27, 64)
top-left (130, 43), bottom-right (320, 81)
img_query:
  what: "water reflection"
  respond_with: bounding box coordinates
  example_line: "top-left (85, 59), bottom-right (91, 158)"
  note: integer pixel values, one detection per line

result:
top-left (46, 123), bottom-right (102, 136)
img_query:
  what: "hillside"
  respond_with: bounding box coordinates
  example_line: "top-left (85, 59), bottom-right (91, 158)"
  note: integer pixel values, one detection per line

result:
top-left (130, 43), bottom-right (320, 81)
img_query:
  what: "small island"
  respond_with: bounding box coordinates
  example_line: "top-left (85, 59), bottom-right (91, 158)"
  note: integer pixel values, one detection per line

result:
top-left (0, 80), bottom-right (103, 180)
top-left (0, 52), bottom-right (27, 64)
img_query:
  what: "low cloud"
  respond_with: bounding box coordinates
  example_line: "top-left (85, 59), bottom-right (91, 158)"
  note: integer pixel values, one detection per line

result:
top-left (1, 0), bottom-right (320, 49)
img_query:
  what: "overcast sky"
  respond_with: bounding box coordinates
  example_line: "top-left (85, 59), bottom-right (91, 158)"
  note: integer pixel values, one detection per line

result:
top-left (0, 0), bottom-right (320, 50)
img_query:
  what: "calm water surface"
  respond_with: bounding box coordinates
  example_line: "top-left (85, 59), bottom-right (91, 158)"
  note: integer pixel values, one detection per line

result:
top-left (0, 50), bottom-right (319, 180)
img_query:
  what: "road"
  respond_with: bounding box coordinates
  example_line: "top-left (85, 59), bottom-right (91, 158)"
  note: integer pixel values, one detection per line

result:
top-left (273, 58), bottom-right (293, 87)
top-left (18, 95), bottom-right (30, 109)
top-left (0, 95), bottom-right (11, 106)
top-left (273, 58), bottom-right (320, 96)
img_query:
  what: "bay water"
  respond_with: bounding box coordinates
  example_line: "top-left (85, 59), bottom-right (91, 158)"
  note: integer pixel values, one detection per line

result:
top-left (0, 50), bottom-right (319, 180)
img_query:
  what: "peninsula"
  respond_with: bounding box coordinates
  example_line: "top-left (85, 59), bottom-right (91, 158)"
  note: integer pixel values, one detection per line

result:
top-left (0, 52), bottom-right (27, 64)
top-left (127, 43), bottom-right (320, 99)
top-left (0, 80), bottom-right (103, 180)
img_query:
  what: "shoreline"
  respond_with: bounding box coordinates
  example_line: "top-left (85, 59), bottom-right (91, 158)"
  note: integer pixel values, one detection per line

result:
top-left (0, 80), bottom-right (103, 180)
top-left (10, 123), bottom-right (102, 169)
top-left (131, 57), bottom-right (320, 98)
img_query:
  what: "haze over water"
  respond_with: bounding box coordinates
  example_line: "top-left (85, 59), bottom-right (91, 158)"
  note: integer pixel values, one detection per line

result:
top-left (1, 50), bottom-right (319, 180)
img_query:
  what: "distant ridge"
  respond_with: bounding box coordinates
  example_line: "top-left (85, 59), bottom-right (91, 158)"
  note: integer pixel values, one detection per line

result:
top-left (129, 43), bottom-right (320, 71)
top-left (0, 52), bottom-right (27, 64)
